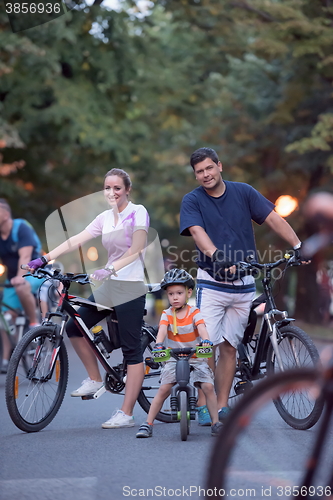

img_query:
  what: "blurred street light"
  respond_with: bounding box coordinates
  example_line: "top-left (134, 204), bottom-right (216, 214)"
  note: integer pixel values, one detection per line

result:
top-left (275, 195), bottom-right (299, 217)
top-left (0, 264), bottom-right (5, 276)
top-left (87, 247), bottom-right (98, 261)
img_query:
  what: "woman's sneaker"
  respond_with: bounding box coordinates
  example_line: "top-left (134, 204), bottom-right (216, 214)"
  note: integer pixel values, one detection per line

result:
top-left (70, 378), bottom-right (104, 397)
top-left (136, 422), bottom-right (153, 438)
top-left (102, 409), bottom-right (135, 429)
top-left (197, 405), bottom-right (212, 426)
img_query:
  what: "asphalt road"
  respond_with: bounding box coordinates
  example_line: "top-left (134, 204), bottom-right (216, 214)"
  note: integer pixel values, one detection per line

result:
top-left (0, 338), bottom-right (332, 500)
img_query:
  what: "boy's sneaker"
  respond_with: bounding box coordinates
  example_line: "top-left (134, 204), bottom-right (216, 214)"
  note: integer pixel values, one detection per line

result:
top-left (136, 422), bottom-right (153, 438)
top-left (197, 405), bottom-right (212, 426)
top-left (218, 406), bottom-right (232, 422)
top-left (102, 409), bottom-right (135, 429)
top-left (70, 378), bottom-right (104, 397)
top-left (211, 422), bottom-right (223, 436)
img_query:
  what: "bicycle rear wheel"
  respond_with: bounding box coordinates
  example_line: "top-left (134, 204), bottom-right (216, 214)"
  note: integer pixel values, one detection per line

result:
top-left (137, 328), bottom-right (173, 423)
top-left (266, 325), bottom-right (323, 429)
top-left (206, 368), bottom-right (329, 500)
top-left (5, 326), bottom-right (69, 432)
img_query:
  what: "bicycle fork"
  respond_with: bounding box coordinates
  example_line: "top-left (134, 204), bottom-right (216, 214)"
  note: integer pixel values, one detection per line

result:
top-left (265, 309), bottom-right (294, 372)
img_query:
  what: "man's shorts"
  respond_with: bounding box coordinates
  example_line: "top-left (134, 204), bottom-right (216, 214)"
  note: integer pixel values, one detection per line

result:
top-left (196, 286), bottom-right (256, 349)
top-left (1, 276), bottom-right (41, 312)
top-left (160, 359), bottom-right (214, 386)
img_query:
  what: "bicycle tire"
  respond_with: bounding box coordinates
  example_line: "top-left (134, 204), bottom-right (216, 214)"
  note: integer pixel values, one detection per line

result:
top-left (5, 326), bottom-right (69, 433)
top-left (205, 368), bottom-right (325, 499)
top-left (137, 330), bottom-right (173, 423)
top-left (179, 391), bottom-right (188, 441)
top-left (266, 325), bottom-right (323, 429)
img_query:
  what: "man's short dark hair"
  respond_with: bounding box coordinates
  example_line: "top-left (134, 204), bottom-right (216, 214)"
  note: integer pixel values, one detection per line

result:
top-left (0, 198), bottom-right (11, 215)
top-left (190, 147), bottom-right (219, 169)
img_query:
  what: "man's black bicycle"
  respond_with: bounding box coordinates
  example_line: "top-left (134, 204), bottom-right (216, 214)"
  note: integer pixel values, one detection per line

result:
top-left (5, 267), bottom-right (164, 433)
top-left (227, 254), bottom-right (323, 430)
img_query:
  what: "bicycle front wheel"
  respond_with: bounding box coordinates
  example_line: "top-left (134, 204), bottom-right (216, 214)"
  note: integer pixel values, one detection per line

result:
top-left (179, 391), bottom-right (189, 441)
top-left (266, 325), bottom-right (323, 429)
top-left (137, 328), bottom-right (173, 423)
top-left (206, 368), bottom-right (328, 500)
top-left (5, 326), bottom-right (69, 433)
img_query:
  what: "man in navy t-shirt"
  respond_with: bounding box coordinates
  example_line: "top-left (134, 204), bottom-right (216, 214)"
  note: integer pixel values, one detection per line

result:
top-left (180, 147), bottom-right (303, 424)
top-left (0, 199), bottom-right (41, 371)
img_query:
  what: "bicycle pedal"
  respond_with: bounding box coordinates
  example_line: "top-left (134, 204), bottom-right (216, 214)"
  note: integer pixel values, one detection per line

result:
top-left (81, 394), bottom-right (95, 400)
top-left (234, 380), bottom-right (253, 395)
top-left (145, 357), bottom-right (160, 370)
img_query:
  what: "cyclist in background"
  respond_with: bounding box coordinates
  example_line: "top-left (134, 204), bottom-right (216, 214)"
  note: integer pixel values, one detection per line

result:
top-left (0, 199), bottom-right (41, 373)
top-left (180, 147), bottom-right (306, 425)
top-left (27, 169), bottom-right (150, 430)
top-left (136, 269), bottom-right (222, 438)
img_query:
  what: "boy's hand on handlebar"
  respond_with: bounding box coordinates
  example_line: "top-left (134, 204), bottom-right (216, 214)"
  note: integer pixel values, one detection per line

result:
top-left (90, 269), bottom-right (112, 281)
top-left (199, 339), bottom-right (213, 346)
top-left (153, 343), bottom-right (165, 350)
top-left (26, 256), bottom-right (48, 272)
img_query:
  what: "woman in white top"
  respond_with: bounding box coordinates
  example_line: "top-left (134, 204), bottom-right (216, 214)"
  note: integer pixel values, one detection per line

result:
top-left (27, 169), bottom-right (149, 429)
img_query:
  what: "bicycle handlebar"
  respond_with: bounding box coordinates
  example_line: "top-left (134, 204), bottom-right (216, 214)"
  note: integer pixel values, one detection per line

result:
top-left (236, 253), bottom-right (298, 272)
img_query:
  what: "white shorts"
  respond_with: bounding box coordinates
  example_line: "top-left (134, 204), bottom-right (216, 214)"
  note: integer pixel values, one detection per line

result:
top-left (196, 286), bottom-right (255, 349)
top-left (160, 360), bottom-right (214, 386)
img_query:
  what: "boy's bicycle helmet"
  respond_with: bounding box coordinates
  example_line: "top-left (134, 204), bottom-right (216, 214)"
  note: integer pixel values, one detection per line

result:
top-left (160, 268), bottom-right (195, 290)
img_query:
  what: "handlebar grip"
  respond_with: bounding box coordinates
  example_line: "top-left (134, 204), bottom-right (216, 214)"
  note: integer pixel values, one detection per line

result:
top-left (20, 265), bottom-right (30, 270)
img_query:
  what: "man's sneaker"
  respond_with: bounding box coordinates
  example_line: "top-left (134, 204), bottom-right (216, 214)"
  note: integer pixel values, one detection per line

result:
top-left (211, 422), bottom-right (223, 436)
top-left (70, 378), bottom-right (104, 397)
top-left (136, 422), bottom-right (153, 438)
top-left (218, 406), bottom-right (232, 422)
top-left (102, 409), bottom-right (135, 429)
top-left (197, 405), bottom-right (212, 426)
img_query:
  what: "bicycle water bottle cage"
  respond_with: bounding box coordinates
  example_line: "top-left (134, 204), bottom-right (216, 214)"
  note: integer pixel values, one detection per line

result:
top-left (196, 345), bottom-right (213, 359)
top-left (153, 348), bottom-right (171, 362)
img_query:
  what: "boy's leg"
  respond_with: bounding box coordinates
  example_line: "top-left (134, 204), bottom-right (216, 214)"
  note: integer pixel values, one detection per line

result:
top-left (200, 382), bottom-right (219, 424)
top-left (146, 383), bottom-right (174, 423)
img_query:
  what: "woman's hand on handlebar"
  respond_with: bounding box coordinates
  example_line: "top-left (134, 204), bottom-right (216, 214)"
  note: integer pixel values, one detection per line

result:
top-left (26, 256), bottom-right (48, 273)
top-left (90, 268), bottom-right (112, 281)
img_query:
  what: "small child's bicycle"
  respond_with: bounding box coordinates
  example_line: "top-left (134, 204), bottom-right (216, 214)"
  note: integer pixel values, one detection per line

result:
top-left (153, 345), bottom-right (213, 441)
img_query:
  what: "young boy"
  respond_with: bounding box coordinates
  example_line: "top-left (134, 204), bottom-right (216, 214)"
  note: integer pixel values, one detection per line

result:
top-left (136, 268), bottom-right (223, 438)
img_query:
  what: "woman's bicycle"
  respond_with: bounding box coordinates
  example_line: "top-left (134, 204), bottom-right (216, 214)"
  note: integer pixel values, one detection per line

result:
top-left (227, 254), bottom-right (323, 430)
top-left (205, 346), bottom-right (333, 500)
top-left (5, 267), bottom-right (165, 433)
top-left (152, 345), bottom-right (213, 441)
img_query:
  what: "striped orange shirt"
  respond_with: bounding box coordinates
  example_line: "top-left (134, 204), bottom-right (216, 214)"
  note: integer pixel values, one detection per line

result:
top-left (159, 305), bottom-right (205, 348)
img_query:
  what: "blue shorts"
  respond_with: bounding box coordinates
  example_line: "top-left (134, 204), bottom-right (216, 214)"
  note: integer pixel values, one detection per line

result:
top-left (1, 276), bottom-right (42, 312)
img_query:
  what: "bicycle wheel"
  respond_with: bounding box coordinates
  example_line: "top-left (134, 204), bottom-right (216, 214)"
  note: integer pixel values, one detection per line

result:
top-left (137, 329), bottom-right (173, 423)
top-left (5, 326), bottom-right (69, 433)
top-left (266, 325), bottom-right (323, 429)
top-left (179, 391), bottom-right (189, 441)
top-left (206, 368), bottom-right (329, 500)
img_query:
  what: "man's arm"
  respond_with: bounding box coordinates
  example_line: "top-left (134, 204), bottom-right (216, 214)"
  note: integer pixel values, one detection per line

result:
top-left (11, 246), bottom-right (34, 284)
top-left (188, 226), bottom-right (217, 258)
top-left (264, 211), bottom-right (301, 248)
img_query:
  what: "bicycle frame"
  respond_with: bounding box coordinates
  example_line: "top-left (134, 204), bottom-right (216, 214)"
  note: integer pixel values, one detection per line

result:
top-left (235, 258), bottom-right (300, 390)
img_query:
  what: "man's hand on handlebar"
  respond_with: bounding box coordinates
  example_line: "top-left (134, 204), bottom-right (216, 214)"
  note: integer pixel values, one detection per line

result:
top-left (290, 243), bottom-right (311, 265)
top-left (198, 339), bottom-right (213, 346)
